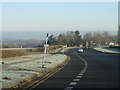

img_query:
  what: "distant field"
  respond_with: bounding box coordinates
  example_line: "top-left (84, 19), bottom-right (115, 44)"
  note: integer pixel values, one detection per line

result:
top-left (0, 48), bottom-right (35, 50)
top-left (2, 50), bottom-right (26, 58)
top-left (1, 45), bottom-right (63, 59)
top-left (1, 48), bottom-right (44, 59)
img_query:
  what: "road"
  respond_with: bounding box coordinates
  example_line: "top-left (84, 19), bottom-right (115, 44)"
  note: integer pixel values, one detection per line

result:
top-left (28, 48), bottom-right (119, 89)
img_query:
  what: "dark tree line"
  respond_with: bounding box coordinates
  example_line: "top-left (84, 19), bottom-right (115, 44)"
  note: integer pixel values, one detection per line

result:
top-left (2, 30), bottom-right (118, 48)
top-left (48, 31), bottom-right (118, 47)
top-left (48, 30), bottom-right (83, 46)
top-left (83, 31), bottom-right (118, 46)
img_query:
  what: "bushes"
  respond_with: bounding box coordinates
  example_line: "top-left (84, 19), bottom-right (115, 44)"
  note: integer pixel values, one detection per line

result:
top-left (1, 45), bottom-right (63, 59)
top-left (25, 48), bottom-right (44, 53)
top-left (2, 50), bottom-right (26, 58)
top-left (35, 48), bottom-right (44, 52)
top-left (48, 45), bottom-right (62, 50)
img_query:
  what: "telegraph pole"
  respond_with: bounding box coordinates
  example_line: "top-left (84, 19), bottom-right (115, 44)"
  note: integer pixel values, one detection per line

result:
top-left (42, 33), bottom-right (49, 68)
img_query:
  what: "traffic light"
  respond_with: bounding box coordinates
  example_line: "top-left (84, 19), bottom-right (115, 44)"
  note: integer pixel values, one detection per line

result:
top-left (47, 33), bottom-right (49, 37)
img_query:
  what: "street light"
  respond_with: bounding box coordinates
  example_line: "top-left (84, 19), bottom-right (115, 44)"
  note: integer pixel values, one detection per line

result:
top-left (42, 33), bottom-right (49, 68)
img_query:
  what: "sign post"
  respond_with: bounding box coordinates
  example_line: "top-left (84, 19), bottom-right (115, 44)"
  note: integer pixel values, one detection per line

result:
top-left (42, 33), bottom-right (49, 68)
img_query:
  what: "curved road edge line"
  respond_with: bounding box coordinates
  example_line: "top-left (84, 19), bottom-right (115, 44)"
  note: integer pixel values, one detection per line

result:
top-left (72, 50), bottom-right (88, 73)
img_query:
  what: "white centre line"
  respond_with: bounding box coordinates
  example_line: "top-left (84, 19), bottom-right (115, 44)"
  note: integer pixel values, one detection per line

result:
top-left (64, 87), bottom-right (73, 90)
top-left (76, 76), bottom-right (82, 78)
top-left (64, 49), bottom-right (88, 89)
top-left (83, 69), bottom-right (86, 72)
top-left (79, 73), bottom-right (83, 75)
top-left (69, 82), bottom-right (77, 86)
top-left (81, 70), bottom-right (86, 74)
top-left (73, 79), bottom-right (80, 82)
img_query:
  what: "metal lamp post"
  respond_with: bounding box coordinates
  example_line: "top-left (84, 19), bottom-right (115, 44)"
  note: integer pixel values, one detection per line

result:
top-left (42, 33), bottom-right (49, 68)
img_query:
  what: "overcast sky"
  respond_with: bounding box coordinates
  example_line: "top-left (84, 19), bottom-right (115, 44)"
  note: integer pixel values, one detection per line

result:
top-left (1, 2), bottom-right (118, 32)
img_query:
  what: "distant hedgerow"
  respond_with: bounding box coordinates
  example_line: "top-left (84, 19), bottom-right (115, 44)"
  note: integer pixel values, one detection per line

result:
top-left (2, 50), bottom-right (26, 58)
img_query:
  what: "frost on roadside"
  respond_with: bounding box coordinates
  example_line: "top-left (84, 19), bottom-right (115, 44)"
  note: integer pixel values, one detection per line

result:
top-left (2, 54), bottom-right (67, 88)
top-left (2, 70), bottom-right (40, 88)
top-left (1, 54), bottom-right (44, 65)
top-left (94, 47), bottom-right (118, 53)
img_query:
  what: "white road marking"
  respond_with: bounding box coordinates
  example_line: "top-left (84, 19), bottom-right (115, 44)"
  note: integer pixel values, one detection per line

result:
top-left (73, 79), bottom-right (80, 82)
top-left (69, 82), bottom-right (77, 85)
top-left (73, 50), bottom-right (88, 69)
top-left (84, 67), bottom-right (87, 69)
top-left (64, 87), bottom-right (73, 90)
top-left (81, 70), bottom-right (86, 74)
top-left (80, 72), bottom-right (84, 74)
top-left (82, 70), bottom-right (86, 72)
top-left (79, 73), bottom-right (83, 75)
top-left (64, 49), bottom-right (88, 89)
top-left (76, 76), bottom-right (82, 78)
